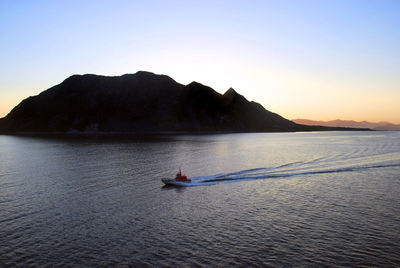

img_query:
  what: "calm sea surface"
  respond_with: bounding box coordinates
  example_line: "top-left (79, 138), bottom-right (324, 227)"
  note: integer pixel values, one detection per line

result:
top-left (1, 131), bottom-right (400, 267)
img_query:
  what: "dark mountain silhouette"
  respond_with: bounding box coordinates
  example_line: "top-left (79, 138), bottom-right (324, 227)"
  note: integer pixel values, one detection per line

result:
top-left (0, 71), bottom-right (368, 134)
top-left (293, 119), bottom-right (400, 131)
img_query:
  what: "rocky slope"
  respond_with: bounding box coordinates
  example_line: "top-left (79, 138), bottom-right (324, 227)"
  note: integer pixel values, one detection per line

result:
top-left (0, 71), bottom-right (367, 134)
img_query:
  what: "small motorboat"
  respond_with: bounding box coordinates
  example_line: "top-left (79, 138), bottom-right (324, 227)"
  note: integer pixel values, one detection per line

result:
top-left (162, 169), bottom-right (192, 186)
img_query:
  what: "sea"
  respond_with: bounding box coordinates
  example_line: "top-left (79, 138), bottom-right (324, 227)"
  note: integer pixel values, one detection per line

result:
top-left (1, 131), bottom-right (400, 267)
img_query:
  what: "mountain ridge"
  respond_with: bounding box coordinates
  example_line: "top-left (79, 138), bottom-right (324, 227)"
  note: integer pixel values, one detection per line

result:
top-left (293, 119), bottom-right (400, 131)
top-left (0, 71), bottom-right (369, 134)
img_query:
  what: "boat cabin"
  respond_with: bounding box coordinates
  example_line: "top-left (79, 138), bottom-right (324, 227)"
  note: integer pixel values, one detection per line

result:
top-left (175, 169), bottom-right (188, 181)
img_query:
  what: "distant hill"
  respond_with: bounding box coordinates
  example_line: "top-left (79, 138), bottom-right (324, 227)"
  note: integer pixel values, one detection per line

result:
top-left (293, 119), bottom-right (400, 131)
top-left (0, 71), bottom-right (369, 134)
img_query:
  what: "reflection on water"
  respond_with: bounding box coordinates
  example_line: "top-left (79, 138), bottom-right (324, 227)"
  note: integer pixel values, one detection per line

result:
top-left (0, 131), bottom-right (400, 266)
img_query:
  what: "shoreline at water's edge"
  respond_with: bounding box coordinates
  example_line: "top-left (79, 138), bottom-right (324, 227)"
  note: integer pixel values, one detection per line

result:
top-left (0, 128), bottom-right (375, 138)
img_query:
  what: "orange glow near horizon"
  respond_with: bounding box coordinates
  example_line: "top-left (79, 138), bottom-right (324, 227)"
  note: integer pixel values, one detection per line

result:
top-left (1, 69), bottom-right (399, 125)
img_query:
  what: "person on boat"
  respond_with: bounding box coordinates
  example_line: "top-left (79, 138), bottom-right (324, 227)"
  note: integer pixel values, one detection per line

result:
top-left (175, 169), bottom-right (188, 181)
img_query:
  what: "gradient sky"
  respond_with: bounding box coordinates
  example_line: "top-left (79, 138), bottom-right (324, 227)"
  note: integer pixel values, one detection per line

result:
top-left (1, 0), bottom-right (399, 123)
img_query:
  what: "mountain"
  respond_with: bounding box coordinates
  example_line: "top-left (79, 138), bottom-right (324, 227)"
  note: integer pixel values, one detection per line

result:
top-left (293, 119), bottom-right (400, 131)
top-left (0, 71), bottom-right (368, 134)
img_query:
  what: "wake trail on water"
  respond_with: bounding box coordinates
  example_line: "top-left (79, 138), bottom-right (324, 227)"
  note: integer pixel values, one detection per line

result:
top-left (187, 152), bottom-right (400, 186)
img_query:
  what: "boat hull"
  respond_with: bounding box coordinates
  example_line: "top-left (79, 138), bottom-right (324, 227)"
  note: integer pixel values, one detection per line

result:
top-left (162, 178), bottom-right (192, 186)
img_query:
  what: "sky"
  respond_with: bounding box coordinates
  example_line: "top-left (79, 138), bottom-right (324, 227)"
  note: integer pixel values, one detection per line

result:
top-left (1, 0), bottom-right (399, 123)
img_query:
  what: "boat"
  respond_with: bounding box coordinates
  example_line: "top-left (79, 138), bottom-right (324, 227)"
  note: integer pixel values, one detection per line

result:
top-left (161, 169), bottom-right (192, 186)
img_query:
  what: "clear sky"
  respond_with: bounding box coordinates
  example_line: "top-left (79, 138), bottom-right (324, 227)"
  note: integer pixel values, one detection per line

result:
top-left (1, 0), bottom-right (399, 123)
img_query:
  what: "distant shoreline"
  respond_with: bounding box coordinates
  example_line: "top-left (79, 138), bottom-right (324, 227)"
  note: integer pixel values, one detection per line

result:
top-left (0, 128), bottom-right (375, 139)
